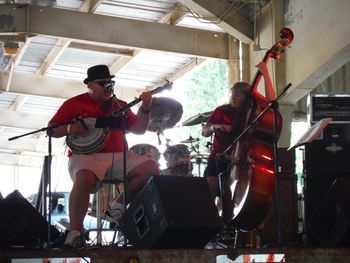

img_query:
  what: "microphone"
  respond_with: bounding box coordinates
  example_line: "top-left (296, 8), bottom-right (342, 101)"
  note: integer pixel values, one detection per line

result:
top-left (104, 81), bottom-right (115, 92)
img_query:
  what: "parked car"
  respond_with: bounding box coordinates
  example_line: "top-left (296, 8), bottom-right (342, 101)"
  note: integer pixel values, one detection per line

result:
top-left (26, 191), bottom-right (111, 231)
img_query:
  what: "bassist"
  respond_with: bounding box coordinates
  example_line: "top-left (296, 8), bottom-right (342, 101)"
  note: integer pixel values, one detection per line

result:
top-left (201, 61), bottom-right (276, 199)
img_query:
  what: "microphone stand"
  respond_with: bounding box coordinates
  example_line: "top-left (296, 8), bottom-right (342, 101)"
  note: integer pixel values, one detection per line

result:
top-left (219, 83), bottom-right (292, 245)
top-left (8, 120), bottom-right (75, 248)
top-left (105, 93), bottom-right (129, 250)
top-left (111, 95), bottom-right (129, 248)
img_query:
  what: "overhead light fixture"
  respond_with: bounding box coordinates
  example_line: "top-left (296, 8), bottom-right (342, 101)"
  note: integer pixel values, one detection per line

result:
top-left (3, 41), bottom-right (19, 56)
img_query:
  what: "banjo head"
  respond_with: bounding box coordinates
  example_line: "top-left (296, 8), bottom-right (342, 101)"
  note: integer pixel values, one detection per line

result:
top-left (66, 117), bottom-right (109, 154)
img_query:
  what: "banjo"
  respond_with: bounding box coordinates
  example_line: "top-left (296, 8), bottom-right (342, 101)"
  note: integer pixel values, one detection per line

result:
top-left (66, 81), bottom-right (173, 154)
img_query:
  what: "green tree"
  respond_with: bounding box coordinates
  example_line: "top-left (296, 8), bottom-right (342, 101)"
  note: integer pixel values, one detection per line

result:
top-left (183, 59), bottom-right (229, 119)
top-left (179, 59), bottom-right (229, 144)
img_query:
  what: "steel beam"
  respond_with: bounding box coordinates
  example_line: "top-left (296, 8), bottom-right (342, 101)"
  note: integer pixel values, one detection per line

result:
top-left (0, 4), bottom-right (230, 59)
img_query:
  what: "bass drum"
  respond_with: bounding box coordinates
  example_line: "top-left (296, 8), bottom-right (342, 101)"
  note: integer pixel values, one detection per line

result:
top-left (129, 144), bottom-right (161, 165)
top-left (162, 144), bottom-right (193, 177)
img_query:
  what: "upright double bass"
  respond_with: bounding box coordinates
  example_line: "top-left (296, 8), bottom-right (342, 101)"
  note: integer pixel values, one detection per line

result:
top-left (220, 28), bottom-right (294, 229)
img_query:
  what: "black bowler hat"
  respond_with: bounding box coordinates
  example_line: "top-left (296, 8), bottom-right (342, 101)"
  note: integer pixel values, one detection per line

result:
top-left (83, 65), bottom-right (115, 84)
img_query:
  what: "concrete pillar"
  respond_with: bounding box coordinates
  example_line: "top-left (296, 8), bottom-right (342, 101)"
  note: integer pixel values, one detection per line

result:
top-left (227, 35), bottom-right (240, 86)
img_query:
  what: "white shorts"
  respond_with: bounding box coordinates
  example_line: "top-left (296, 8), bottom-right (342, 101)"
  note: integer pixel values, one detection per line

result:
top-left (68, 151), bottom-right (154, 193)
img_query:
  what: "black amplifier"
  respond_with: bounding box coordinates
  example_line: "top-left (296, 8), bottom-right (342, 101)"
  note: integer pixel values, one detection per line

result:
top-left (310, 93), bottom-right (350, 123)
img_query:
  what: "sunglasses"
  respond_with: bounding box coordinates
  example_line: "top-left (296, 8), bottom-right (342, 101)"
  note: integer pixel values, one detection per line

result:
top-left (94, 80), bottom-right (115, 90)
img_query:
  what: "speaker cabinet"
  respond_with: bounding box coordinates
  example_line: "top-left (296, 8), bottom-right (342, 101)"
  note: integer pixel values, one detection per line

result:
top-left (304, 140), bottom-right (350, 246)
top-left (322, 124), bottom-right (350, 141)
top-left (304, 140), bottom-right (350, 171)
top-left (120, 176), bottom-right (223, 249)
top-left (309, 178), bottom-right (350, 246)
top-left (0, 190), bottom-right (59, 247)
top-left (259, 174), bottom-right (298, 244)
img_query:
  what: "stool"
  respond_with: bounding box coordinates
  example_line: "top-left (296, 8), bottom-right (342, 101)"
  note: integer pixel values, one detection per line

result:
top-left (94, 178), bottom-right (123, 245)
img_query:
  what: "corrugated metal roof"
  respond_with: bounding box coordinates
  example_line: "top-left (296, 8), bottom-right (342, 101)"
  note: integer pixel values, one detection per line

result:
top-left (116, 49), bottom-right (194, 88)
top-left (47, 47), bottom-right (121, 80)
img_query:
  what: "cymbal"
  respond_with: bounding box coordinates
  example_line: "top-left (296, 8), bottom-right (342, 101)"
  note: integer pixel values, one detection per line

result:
top-left (182, 111), bottom-right (212, 126)
top-left (148, 97), bottom-right (183, 132)
top-left (179, 136), bottom-right (200, 143)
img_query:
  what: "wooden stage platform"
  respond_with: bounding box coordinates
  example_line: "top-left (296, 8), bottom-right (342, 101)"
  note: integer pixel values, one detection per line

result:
top-left (1, 246), bottom-right (350, 263)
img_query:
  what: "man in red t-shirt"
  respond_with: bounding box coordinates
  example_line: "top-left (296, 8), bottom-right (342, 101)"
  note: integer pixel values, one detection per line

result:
top-left (201, 62), bottom-right (276, 198)
top-left (49, 65), bottom-right (159, 248)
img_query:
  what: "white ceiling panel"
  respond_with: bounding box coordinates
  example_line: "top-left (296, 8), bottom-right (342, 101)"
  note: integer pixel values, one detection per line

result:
top-left (47, 47), bottom-right (121, 80)
top-left (95, 0), bottom-right (178, 22)
top-left (18, 95), bottom-right (65, 116)
top-left (177, 15), bottom-right (225, 32)
top-left (0, 93), bottom-right (17, 110)
top-left (117, 49), bottom-right (193, 88)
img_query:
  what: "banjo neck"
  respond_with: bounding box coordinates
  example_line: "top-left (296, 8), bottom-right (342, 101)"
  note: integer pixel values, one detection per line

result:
top-left (112, 81), bottom-right (173, 116)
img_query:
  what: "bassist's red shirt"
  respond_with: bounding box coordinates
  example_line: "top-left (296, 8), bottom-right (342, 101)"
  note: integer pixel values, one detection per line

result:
top-left (207, 92), bottom-right (270, 160)
top-left (207, 104), bottom-right (247, 159)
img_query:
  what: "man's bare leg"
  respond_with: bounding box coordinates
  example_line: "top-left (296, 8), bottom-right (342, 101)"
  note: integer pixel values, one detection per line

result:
top-left (69, 169), bottom-right (97, 231)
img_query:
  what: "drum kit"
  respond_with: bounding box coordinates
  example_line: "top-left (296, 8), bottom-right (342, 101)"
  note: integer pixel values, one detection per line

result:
top-left (129, 97), bottom-right (213, 177)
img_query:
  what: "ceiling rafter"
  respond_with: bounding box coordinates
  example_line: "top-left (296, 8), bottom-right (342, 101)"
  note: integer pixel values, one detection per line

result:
top-left (8, 94), bottom-right (28, 111)
top-left (36, 38), bottom-right (71, 76)
top-left (158, 3), bottom-right (188, 25)
top-left (109, 50), bottom-right (140, 76)
top-left (79, 0), bottom-right (103, 13)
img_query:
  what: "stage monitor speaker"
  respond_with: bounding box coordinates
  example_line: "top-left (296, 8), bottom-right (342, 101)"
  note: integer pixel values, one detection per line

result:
top-left (308, 178), bottom-right (350, 246)
top-left (0, 190), bottom-right (59, 247)
top-left (259, 174), bottom-right (298, 244)
top-left (120, 176), bottom-right (223, 249)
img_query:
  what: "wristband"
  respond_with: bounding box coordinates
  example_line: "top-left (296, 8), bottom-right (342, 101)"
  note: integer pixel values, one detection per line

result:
top-left (140, 107), bottom-right (150, 114)
top-left (66, 123), bottom-right (72, 135)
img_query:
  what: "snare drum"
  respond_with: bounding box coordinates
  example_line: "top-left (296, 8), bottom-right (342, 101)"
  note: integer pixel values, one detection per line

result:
top-left (129, 144), bottom-right (161, 164)
top-left (162, 144), bottom-right (193, 176)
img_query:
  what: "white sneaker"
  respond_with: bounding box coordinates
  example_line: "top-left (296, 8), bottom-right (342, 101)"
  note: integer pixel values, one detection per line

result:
top-left (63, 230), bottom-right (85, 249)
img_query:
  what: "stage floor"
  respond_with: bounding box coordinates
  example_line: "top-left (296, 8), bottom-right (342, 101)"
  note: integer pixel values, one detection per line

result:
top-left (1, 246), bottom-right (350, 263)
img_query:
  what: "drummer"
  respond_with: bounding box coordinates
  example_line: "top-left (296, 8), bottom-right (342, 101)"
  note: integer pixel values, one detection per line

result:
top-left (162, 144), bottom-right (193, 177)
top-left (48, 64), bottom-right (159, 248)
top-left (130, 143), bottom-right (161, 166)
